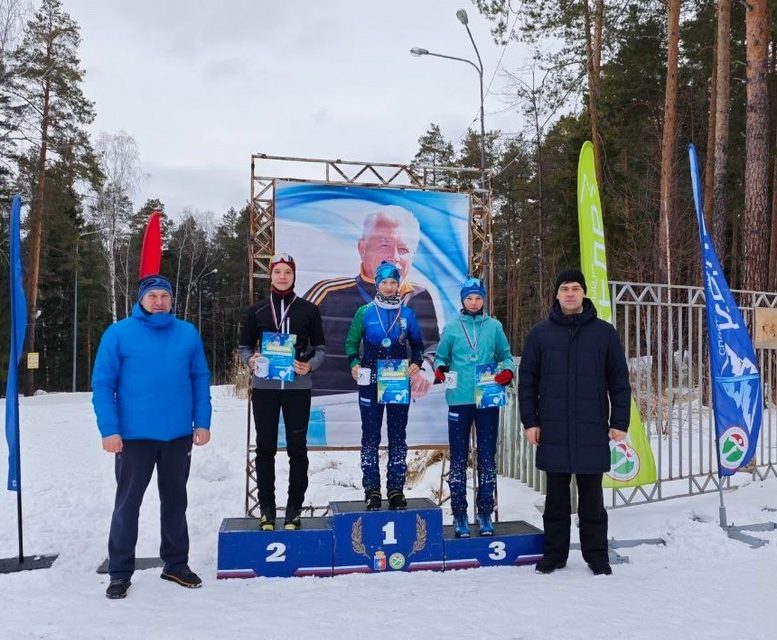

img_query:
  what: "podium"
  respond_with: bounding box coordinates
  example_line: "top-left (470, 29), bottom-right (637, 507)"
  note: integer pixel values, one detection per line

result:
top-left (217, 499), bottom-right (543, 579)
top-left (330, 498), bottom-right (444, 574)
top-left (442, 520), bottom-right (543, 570)
top-left (217, 516), bottom-right (333, 578)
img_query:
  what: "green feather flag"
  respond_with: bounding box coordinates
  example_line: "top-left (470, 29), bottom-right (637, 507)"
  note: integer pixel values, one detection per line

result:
top-left (577, 141), bottom-right (657, 488)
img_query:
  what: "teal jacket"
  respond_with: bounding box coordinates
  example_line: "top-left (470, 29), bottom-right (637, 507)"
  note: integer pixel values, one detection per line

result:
top-left (434, 312), bottom-right (514, 406)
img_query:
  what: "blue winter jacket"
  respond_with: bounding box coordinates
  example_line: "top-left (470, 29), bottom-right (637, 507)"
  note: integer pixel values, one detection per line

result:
top-left (434, 311), bottom-right (514, 406)
top-left (518, 299), bottom-right (630, 474)
top-left (345, 302), bottom-right (424, 383)
top-left (92, 303), bottom-right (212, 440)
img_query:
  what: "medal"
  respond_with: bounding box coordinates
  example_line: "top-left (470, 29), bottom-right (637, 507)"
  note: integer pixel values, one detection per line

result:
top-left (377, 306), bottom-right (401, 350)
top-left (460, 315), bottom-right (483, 362)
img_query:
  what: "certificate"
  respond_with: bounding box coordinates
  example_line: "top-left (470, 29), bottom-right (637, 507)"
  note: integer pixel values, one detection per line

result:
top-left (261, 332), bottom-right (297, 381)
top-left (475, 362), bottom-right (506, 408)
top-left (376, 359), bottom-right (410, 405)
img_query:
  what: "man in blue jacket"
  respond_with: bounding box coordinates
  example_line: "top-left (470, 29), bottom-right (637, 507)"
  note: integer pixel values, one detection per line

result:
top-left (518, 269), bottom-right (630, 576)
top-left (92, 275), bottom-right (212, 599)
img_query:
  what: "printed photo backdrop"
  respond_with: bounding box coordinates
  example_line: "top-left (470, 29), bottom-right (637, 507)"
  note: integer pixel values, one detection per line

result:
top-left (275, 180), bottom-right (470, 447)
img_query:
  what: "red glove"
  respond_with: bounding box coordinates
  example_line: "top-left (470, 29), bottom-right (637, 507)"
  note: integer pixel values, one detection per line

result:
top-left (494, 369), bottom-right (514, 386)
top-left (434, 366), bottom-right (449, 383)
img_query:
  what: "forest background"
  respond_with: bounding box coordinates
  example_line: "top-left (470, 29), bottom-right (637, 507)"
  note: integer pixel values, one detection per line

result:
top-left (1, 0), bottom-right (776, 394)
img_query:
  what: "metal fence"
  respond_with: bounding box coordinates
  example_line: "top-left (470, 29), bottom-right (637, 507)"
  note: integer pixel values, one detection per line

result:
top-left (497, 281), bottom-right (777, 508)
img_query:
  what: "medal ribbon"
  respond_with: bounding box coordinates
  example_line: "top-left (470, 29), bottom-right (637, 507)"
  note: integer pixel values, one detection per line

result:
top-left (377, 306), bottom-right (402, 345)
top-left (459, 315), bottom-right (483, 355)
top-left (270, 294), bottom-right (297, 332)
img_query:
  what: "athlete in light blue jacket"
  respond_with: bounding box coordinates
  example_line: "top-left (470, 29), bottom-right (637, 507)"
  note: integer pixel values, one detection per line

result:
top-left (434, 277), bottom-right (514, 538)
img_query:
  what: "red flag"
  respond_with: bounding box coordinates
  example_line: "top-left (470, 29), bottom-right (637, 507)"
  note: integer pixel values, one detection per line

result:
top-left (138, 211), bottom-right (162, 279)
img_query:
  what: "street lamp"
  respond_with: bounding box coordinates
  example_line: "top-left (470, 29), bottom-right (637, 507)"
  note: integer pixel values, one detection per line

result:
top-left (72, 228), bottom-right (104, 392)
top-left (411, 8), bottom-right (487, 189)
top-left (196, 268), bottom-right (218, 333)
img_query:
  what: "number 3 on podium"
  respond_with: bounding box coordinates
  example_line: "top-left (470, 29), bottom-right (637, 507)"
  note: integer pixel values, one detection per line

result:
top-left (488, 541), bottom-right (506, 561)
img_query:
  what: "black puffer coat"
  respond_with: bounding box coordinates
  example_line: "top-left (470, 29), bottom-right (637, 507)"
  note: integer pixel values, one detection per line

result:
top-left (518, 299), bottom-right (631, 474)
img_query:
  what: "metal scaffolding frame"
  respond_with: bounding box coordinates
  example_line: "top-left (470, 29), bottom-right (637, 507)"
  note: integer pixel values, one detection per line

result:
top-left (245, 153), bottom-right (494, 517)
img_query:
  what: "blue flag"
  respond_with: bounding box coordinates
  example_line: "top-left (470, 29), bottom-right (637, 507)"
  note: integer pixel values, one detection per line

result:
top-left (689, 144), bottom-right (762, 477)
top-left (5, 195), bottom-right (26, 491)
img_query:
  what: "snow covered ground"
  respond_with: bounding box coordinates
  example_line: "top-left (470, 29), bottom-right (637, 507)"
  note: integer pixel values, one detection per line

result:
top-left (1, 387), bottom-right (776, 640)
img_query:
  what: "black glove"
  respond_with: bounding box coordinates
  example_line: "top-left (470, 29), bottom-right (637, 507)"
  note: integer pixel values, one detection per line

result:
top-left (296, 346), bottom-right (315, 362)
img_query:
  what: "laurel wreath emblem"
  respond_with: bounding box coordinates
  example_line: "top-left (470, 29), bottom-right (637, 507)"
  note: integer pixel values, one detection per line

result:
top-left (351, 514), bottom-right (428, 559)
top-left (351, 516), bottom-right (370, 558)
top-left (409, 515), bottom-right (427, 556)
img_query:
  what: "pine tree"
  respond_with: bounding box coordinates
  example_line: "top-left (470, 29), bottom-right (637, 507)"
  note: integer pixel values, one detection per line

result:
top-left (741, 0), bottom-right (770, 290)
top-left (8, 0), bottom-right (95, 394)
top-left (412, 123), bottom-right (455, 186)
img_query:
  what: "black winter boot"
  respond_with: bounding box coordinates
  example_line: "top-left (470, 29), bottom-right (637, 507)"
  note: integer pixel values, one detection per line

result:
top-left (387, 489), bottom-right (407, 510)
top-left (365, 489), bottom-right (382, 511)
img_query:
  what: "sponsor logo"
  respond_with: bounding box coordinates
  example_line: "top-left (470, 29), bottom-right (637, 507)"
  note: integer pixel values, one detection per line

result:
top-left (373, 551), bottom-right (386, 572)
top-left (719, 426), bottom-right (749, 471)
top-left (389, 553), bottom-right (405, 570)
top-left (607, 440), bottom-right (640, 482)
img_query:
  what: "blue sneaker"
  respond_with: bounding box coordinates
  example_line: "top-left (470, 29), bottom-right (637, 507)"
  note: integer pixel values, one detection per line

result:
top-left (453, 513), bottom-right (470, 538)
top-left (477, 512), bottom-right (494, 536)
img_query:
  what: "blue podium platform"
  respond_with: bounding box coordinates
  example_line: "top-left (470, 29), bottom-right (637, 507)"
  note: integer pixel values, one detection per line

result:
top-left (330, 498), bottom-right (444, 574)
top-left (217, 516), bottom-right (333, 578)
top-left (442, 520), bottom-right (543, 570)
top-left (217, 501), bottom-right (544, 579)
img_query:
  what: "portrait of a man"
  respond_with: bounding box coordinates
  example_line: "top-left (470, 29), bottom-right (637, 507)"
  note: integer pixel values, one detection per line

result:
top-left (304, 205), bottom-right (438, 396)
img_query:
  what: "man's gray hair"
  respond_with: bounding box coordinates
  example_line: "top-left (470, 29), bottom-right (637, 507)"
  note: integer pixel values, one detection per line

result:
top-left (361, 205), bottom-right (421, 250)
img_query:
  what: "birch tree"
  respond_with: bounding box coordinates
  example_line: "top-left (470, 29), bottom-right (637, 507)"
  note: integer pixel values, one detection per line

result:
top-left (92, 131), bottom-right (141, 322)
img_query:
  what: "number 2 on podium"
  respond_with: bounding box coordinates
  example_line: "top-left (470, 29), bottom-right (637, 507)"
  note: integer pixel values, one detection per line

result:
top-left (266, 542), bottom-right (286, 562)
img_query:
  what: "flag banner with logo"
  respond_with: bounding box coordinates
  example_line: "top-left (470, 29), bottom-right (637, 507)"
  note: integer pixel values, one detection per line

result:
top-left (688, 144), bottom-right (762, 476)
top-left (5, 195), bottom-right (26, 491)
top-left (577, 142), bottom-right (658, 488)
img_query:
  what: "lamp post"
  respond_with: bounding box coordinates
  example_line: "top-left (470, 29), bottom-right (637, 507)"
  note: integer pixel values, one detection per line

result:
top-left (72, 229), bottom-right (103, 392)
top-left (411, 8), bottom-right (487, 189)
top-left (197, 268), bottom-right (218, 333)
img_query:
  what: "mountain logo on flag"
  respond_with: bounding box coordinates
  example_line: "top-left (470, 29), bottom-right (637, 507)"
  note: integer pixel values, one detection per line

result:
top-left (719, 426), bottom-right (749, 471)
top-left (607, 440), bottom-right (640, 482)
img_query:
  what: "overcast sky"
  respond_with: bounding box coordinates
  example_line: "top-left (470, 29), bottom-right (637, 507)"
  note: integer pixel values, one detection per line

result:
top-left (63, 0), bottom-right (534, 219)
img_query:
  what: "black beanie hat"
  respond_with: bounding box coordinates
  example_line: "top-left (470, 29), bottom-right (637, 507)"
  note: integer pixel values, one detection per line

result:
top-left (554, 268), bottom-right (587, 294)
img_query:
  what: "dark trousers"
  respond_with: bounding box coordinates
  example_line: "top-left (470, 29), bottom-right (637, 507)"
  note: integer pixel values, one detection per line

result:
top-left (447, 404), bottom-right (499, 516)
top-left (108, 436), bottom-right (192, 580)
top-left (543, 472), bottom-right (609, 565)
top-left (358, 384), bottom-right (409, 492)
top-left (252, 388), bottom-right (310, 514)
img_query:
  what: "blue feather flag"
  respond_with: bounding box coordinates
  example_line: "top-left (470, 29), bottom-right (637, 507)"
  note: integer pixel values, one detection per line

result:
top-left (5, 195), bottom-right (26, 491)
top-left (689, 144), bottom-right (762, 477)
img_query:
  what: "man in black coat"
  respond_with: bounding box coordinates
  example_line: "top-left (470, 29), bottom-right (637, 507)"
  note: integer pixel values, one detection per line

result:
top-left (518, 268), bottom-right (630, 575)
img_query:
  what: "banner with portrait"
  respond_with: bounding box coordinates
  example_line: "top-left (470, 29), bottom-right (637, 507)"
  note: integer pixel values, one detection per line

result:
top-left (275, 180), bottom-right (470, 447)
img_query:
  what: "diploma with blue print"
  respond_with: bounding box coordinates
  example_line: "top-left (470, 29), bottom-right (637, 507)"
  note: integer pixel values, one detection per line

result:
top-left (474, 362), bottom-right (506, 408)
top-left (376, 359), bottom-right (410, 405)
top-left (261, 332), bottom-right (297, 381)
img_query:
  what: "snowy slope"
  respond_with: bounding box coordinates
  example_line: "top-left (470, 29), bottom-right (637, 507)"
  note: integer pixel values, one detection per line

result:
top-left (1, 387), bottom-right (776, 640)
